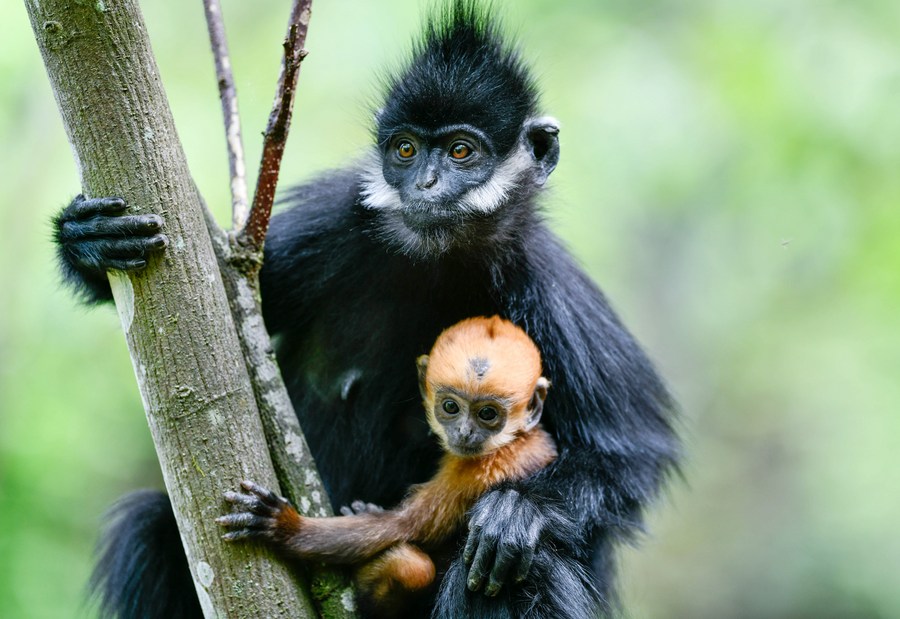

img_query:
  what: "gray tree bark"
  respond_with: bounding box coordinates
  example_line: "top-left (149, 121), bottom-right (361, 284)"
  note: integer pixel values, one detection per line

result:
top-left (207, 217), bottom-right (357, 618)
top-left (24, 1), bottom-right (318, 616)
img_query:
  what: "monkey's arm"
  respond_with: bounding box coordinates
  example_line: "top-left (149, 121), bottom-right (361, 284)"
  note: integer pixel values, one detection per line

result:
top-left (217, 481), bottom-right (410, 563)
top-left (217, 475), bottom-right (466, 564)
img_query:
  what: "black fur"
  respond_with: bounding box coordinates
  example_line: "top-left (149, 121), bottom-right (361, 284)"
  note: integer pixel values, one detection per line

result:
top-left (56, 2), bottom-right (678, 617)
top-left (90, 491), bottom-right (201, 619)
top-left (436, 547), bottom-right (602, 619)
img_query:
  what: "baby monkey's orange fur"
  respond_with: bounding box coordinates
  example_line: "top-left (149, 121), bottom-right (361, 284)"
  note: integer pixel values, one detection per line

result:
top-left (218, 316), bottom-right (556, 615)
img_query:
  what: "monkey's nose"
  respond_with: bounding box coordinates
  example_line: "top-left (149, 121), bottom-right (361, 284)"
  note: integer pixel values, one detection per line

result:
top-left (416, 175), bottom-right (438, 190)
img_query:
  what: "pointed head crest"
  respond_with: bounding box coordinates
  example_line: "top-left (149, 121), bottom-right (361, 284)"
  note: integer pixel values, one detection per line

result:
top-left (377, 0), bottom-right (539, 156)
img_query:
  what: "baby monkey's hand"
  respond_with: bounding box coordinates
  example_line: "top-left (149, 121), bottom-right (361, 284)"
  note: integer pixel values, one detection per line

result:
top-left (216, 480), bottom-right (300, 543)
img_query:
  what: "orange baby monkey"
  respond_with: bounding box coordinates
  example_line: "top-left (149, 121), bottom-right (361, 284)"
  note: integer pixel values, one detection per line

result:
top-left (217, 316), bottom-right (557, 615)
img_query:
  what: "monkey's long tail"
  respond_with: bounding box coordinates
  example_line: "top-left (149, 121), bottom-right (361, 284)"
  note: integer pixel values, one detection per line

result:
top-left (90, 490), bottom-right (202, 619)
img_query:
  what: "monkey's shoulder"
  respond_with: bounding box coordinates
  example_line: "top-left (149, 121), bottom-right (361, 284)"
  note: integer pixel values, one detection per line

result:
top-left (268, 168), bottom-right (365, 249)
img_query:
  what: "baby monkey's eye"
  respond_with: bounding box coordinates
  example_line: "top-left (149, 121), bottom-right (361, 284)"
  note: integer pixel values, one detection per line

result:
top-left (397, 141), bottom-right (416, 159)
top-left (449, 142), bottom-right (471, 160)
top-left (442, 399), bottom-right (460, 414)
top-left (477, 406), bottom-right (498, 422)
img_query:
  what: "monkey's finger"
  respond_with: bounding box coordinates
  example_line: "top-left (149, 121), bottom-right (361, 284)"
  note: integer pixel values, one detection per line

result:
top-left (514, 518), bottom-right (543, 583)
top-left (215, 513), bottom-right (273, 531)
top-left (60, 214), bottom-right (163, 240)
top-left (484, 541), bottom-right (517, 596)
top-left (514, 545), bottom-right (536, 584)
top-left (104, 259), bottom-right (148, 272)
top-left (221, 529), bottom-right (271, 542)
top-left (105, 235), bottom-right (169, 258)
top-left (340, 506), bottom-right (354, 516)
top-left (463, 525), bottom-right (482, 565)
top-left (240, 480), bottom-right (284, 507)
top-left (223, 491), bottom-right (271, 515)
top-left (349, 500), bottom-right (384, 514)
top-left (63, 237), bottom-right (162, 274)
top-left (67, 196), bottom-right (127, 220)
top-left (467, 535), bottom-right (497, 591)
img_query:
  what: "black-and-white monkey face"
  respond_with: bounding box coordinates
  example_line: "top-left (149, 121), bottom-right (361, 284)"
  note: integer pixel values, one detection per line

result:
top-left (360, 117), bottom-right (560, 257)
top-left (381, 122), bottom-right (499, 224)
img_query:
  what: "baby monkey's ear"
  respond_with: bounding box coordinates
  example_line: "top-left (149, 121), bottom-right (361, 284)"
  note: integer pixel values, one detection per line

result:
top-left (524, 377), bottom-right (550, 431)
top-left (416, 355), bottom-right (430, 400)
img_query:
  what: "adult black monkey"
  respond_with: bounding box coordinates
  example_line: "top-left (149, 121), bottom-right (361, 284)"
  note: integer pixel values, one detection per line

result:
top-left (55, 2), bottom-right (679, 617)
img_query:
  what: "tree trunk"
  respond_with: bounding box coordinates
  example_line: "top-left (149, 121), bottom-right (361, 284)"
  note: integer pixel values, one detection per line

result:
top-left (24, 1), bottom-right (316, 616)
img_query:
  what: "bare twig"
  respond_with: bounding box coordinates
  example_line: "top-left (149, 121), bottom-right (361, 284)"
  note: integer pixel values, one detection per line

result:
top-left (203, 0), bottom-right (249, 229)
top-left (241, 0), bottom-right (312, 249)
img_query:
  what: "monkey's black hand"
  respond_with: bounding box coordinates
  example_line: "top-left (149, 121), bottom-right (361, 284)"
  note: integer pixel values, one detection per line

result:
top-left (339, 500), bottom-right (385, 516)
top-left (55, 195), bottom-right (167, 299)
top-left (463, 488), bottom-right (565, 597)
top-left (216, 480), bottom-right (298, 543)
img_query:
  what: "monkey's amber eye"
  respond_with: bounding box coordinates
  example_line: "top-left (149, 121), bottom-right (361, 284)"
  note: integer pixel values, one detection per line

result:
top-left (477, 406), bottom-right (498, 422)
top-left (397, 141), bottom-right (416, 159)
top-left (449, 143), bottom-right (471, 160)
top-left (442, 399), bottom-right (460, 415)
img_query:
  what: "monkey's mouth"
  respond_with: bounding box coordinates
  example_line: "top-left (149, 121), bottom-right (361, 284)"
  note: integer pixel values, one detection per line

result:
top-left (401, 202), bottom-right (463, 231)
top-left (447, 442), bottom-right (486, 457)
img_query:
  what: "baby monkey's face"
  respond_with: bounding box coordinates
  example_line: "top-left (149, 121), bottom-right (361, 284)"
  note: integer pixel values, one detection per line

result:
top-left (416, 316), bottom-right (550, 458)
top-left (428, 387), bottom-right (514, 457)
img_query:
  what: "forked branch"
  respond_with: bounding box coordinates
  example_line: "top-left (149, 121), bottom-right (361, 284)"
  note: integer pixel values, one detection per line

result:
top-left (203, 0), bottom-right (311, 247)
top-left (200, 2), bottom-right (358, 616)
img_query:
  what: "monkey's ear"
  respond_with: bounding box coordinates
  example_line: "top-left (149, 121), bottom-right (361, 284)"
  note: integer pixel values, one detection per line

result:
top-left (524, 376), bottom-right (551, 431)
top-left (524, 117), bottom-right (560, 186)
top-left (416, 355), bottom-right (430, 400)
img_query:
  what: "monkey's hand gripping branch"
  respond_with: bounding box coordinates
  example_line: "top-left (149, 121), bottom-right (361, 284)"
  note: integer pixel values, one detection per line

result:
top-left (462, 486), bottom-right (576, 597)
top-left (217, 480), bottom-right (301, 545)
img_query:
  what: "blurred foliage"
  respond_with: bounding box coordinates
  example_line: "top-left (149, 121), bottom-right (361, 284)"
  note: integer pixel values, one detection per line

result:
top-left (2, 0), bottom-right (899, 617)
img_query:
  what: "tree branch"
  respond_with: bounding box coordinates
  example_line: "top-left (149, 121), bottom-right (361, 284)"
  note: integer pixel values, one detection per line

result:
top-left (202, 0), bottom-right (250, 228)
top-left (241, 0), bottom-right (312, 249)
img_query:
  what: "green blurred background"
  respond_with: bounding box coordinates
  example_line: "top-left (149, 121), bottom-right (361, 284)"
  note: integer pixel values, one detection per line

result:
top-left (2, 0), bottom-right (899, 617)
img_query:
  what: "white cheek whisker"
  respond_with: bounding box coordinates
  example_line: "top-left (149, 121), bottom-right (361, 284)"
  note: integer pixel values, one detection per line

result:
top-left (360, 149), bottom-right (403, 212)
top-left (459, 147), bottom-right (531, 215)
